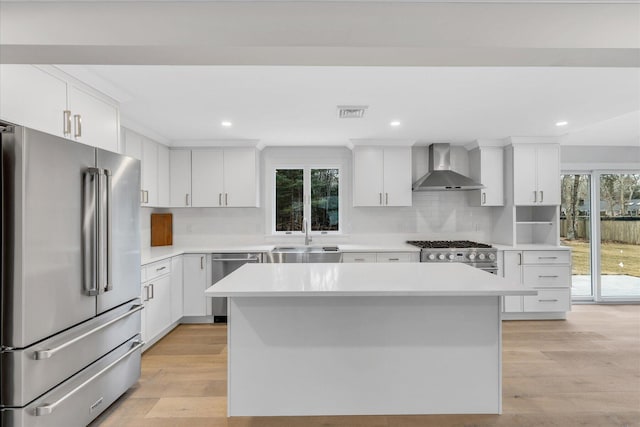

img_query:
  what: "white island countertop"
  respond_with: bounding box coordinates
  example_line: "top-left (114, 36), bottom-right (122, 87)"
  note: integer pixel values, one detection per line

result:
top-left (204, 262), bottom-right (536, 297)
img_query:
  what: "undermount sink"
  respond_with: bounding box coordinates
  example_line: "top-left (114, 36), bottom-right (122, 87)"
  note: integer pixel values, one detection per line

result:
top-left (267, 246), bottom-right (342, 263)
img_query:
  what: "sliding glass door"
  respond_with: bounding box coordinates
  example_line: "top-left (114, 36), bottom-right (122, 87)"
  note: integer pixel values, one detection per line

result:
top-left (561, 174), bottom-right (592, 299)
top-left (562, 171), bottom-right (640, 302)
top-left (598, 173), bottom-right (640, 299)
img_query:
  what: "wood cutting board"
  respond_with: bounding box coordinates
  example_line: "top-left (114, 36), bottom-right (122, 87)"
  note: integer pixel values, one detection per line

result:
top-left (151, 213), bottom-right (173, 247)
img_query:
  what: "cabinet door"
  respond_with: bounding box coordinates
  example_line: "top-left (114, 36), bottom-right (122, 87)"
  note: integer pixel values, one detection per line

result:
top-left (377, 252), bottom-right (413, 263)
top-left (481, 148), bottom-right (504, 206)
top-left (183, 254), bottom-right (210, 316)
top-left (157, 144), bottom-right (170, 207)
top-left (142, 138), bottom-right (159, 206)
top-left (170, 150), bottom-right (192, 207)
top-left (170, 256), bottom-right (184, 323)
top-left (353, 147), bottom-right (384, 206)
top-left (140, 283), bottom-right (148, 344)
top-left (382, 147), bottom-right (412, 206)
top-left (502, 251), bottom-right (523, 312)
top-left (223, 149), bottom-right (258, 207)
top-left (512, 145), bottom-right (538, 205)
top-left (145, 275), bottom-right (171, 341)
top-left (342, 253), bottom-right (377, 263)
top-left (67, 85), bottom-right (119, 153)
top-left (535, 145), bottom-right (560, 205)
top-left (123, 130), bottom-right (144, 204)
top-left (192, 149), bottom-right (224, 207)
top-left (0, 65), bottom-right (68, 138)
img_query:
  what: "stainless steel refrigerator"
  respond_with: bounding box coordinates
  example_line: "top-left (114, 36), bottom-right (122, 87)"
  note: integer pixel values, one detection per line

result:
top-left (0, 123), bottom-right (142, 426)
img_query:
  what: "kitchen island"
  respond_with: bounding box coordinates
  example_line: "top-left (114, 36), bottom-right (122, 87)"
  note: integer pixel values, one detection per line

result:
top-left (204, 263), bottom-right (535, 417)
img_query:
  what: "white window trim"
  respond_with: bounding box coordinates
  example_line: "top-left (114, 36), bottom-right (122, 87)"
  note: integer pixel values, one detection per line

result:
top-left (271, 164), bottom-right (342, 236)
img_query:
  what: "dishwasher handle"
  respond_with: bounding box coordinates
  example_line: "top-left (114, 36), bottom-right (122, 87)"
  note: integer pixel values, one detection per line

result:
top-left (212, 257), bottom-right (260, 263)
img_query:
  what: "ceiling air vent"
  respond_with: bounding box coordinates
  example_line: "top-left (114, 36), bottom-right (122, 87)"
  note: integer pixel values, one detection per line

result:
top-left (337, 105), bottom-right (368, 119)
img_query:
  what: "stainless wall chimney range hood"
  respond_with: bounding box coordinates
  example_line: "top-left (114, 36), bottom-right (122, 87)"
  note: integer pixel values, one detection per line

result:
top-left (412, 143), bottom-right (484, 191)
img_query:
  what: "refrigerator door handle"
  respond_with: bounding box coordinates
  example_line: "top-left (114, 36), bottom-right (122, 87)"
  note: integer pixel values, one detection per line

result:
top-left (83, 168), bottom-right (101, 296)
top-left (33, 305), bottom-right (143, 360)
top-left (34, 340), bottom-right (144, 416)
top-left (104, 169), bottom-right (113, 292)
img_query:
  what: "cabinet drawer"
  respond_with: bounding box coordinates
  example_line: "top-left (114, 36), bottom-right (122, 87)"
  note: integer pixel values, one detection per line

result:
top-left (342, 253), bottom-right (377, 263)
top-left (144, 259), bottom-right (171, 282)
top-left (377, 252), bottom-right (413, 263)
top-left (523, 265), bottom-right (570, 288)
top-left (523, 251), bottom-right (570, 265)
top-left (524, 289), bottom-right (571, 312)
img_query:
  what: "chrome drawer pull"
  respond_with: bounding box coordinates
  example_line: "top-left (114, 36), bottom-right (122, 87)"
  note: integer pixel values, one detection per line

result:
top-left (538, 299), bottom-right (559, 302)
top-left (538, 256), bottom-right (558, 260)
top-left (35, 340), bottom-right (144, 416)
top-left (156, 266), bottom-right (167, 271)
top-left (354, 258), bottom-right (366, 262)
top-left (388, 258), bottom-right (400, 261)
top-left (212, 257), bottom-right (260, 262)
top-left (34, 305), bottom-right (143, 360)
top-left (538, 275), bottom-right (559, 278)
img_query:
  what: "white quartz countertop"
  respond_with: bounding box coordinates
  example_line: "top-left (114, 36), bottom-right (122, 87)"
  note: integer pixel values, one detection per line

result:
top-left (491, 244), bottom-right (571, 251)
top-left (141, 243), bottom-right (420, 265)
top-left (204, 263), bottom-right (537, 297)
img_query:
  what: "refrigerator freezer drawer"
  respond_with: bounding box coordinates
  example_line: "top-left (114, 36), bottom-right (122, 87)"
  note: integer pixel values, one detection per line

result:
top-left (1, 335), bottom-right (142, 427)
top-left (1, 300), bottom-right (141, 407)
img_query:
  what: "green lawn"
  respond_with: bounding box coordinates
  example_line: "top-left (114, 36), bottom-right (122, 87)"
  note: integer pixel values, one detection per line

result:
top-left (561, 239), bottom-right (640, 277)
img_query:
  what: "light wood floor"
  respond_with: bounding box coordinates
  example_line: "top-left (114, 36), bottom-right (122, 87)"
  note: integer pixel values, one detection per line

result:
top-left (91, 305), bottom-right (640, 427)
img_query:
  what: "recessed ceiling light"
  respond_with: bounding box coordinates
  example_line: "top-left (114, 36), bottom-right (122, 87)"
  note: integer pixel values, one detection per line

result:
top-left (390, 121), bottom-right (401, 127)
top-left (221, 121), bottom-right (232, 127)
top-left (555, 121), bottom-right (568, 127)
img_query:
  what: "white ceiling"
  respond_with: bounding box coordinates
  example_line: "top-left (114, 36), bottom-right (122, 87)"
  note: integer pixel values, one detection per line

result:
top-left (58, 65), bottom-right (640, 147)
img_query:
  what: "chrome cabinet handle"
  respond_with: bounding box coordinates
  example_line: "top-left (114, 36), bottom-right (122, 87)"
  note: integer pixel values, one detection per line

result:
top-left (149, 283), bottom-right (154, 300)
top-left (354, 258), bottom-right (366, 262)
top-left (63, 110), bottom-right (72, 136)
top-left (540, 191), bottom-right (544, 203)
top-left (144, 285), bottom-right (150, 301)
top-left (34, 305), bottom-right (143, 360)
top-left (145, 190), bottom-right (149, 204)
top-left (388, 258), bottom-right (400, 261)
top-left (73, 114), bottom-right (82, 138)
top-left (219, 193), bottom-right (222, 206)
top-left (482, 192), bottom-right (487, 204)
top-left (533, 191), bottom-right (537, 203)
top-left (200, 256), bottom-right (204, 269)
top-left (35, 340), bottom-right (144, 416)
top-left (538, 256), bottom-right (558, 260)
top-left (518, 253), bottom-right (522, 265)
top-left (379, 193), bottom-right (382, 205)
top-left (538, 275), bottom-right (559, 278)
top-left (156, 266), bottom-right (166, 271)
top-left (185, 193), bottom-right (190, 206)
top-left (225, 193), bottom-right (228, 206)
top-left (385, 193), bottom-right (389, 205)
top-left (538, 299), bottom-right (558, 303)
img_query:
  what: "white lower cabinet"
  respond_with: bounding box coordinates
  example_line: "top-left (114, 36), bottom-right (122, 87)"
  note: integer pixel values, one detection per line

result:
top-left (170, 256), bottom-right (184, 323)
top-left (183, 254), bottom-right (212, 317)
top-left (140, 259), bottom-right (173, 347)
top-left (501, 249), bottom-right (571, 319)
top-left (342, 252), bottom-right (418, 263)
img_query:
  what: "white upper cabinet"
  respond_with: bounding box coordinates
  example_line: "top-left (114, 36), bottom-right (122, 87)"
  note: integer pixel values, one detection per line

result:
top-left (157, 144), bottom-right (170, 207)
top-left (169, 150), bottom-right (192, 207)
top-left (179, 147), bottom-right (259, 208)
top-left (469, 146), bottom-right (504, 206)
top-left (0, 65), bottom-right (67, 138)
top-left (353, 146), bottom-right (412, 207)
top-left (67, 85), bottom-right (119, 153)
top-left (0, 65), bottom-right (119, 152)
top-left (123, 128), bottom-right (170, 207)
top-left (191, 149), bottom-right (224, 207)
top-left (511, 144), bottom-right (560, 206)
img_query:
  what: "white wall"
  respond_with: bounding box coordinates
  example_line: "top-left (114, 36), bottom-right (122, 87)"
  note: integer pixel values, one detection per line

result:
top-left (561, 145), bottom-right (640, 170)
top-left (151, 145), bottom-right (495, 247)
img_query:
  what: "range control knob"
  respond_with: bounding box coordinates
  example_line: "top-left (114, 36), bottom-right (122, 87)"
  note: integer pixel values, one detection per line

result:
top-left (438, 254), bottom-right (445, 260)
top-left (488, 253), bottom-right (496, 261)
top-left (447, 254), bottom-right (455, 260)
top-left (478, 253), bottom-right (486, 260)
top-left (468, 253), bottom-right (476, 261)
top-left (427, 253), bottom-right (436, 260)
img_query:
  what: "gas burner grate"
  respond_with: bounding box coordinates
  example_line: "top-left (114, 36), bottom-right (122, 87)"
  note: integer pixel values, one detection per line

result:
top-left (407, 240), bottom-right (493, 249)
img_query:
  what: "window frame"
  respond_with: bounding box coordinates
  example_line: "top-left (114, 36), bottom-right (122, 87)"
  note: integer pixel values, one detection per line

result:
top-left (271, 164), bottom-right (342, 236)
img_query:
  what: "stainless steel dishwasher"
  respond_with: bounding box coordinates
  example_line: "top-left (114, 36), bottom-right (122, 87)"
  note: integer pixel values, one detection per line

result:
top-left (211, 253), bottom-right (262, 323)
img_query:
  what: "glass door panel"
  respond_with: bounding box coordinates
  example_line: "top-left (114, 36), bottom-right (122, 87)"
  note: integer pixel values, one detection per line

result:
top-left (561, 174), bottom-right (592, 298)
top-left (599, 173), bottom-right (640, 298)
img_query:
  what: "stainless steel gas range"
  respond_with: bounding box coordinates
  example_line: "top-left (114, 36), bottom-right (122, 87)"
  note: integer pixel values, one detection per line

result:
top-left (406, 240), bottom-right (498, 274)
